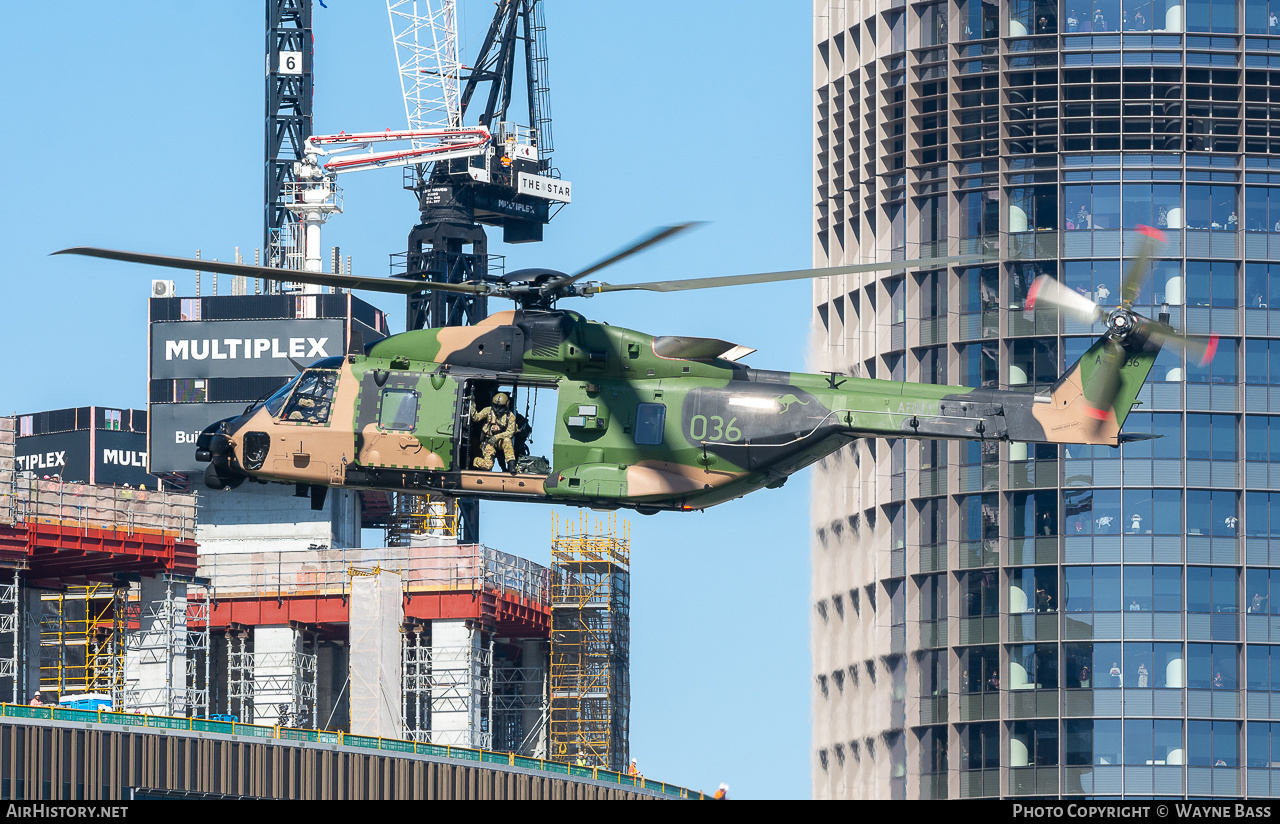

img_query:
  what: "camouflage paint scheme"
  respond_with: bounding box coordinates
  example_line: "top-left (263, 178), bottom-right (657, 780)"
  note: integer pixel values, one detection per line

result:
top-left (198, 309), bottom-right (1161, 513)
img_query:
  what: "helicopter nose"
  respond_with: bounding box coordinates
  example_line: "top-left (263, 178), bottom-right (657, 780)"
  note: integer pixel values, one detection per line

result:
top-left (195, 417), bottom-right (238, 463)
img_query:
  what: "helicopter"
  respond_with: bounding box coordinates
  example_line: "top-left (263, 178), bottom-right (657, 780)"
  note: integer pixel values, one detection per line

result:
top-left (57, 223), bottom-right (1214, 515)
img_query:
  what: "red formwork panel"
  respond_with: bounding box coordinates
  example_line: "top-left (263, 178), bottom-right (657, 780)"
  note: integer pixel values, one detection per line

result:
top-left (0, 521), bottom-right (197, 580)
top-left (208, 588), bottom-right (550, 639)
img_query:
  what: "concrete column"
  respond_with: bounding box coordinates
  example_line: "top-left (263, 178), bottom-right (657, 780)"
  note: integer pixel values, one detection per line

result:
top-left (522, 639), bottom-right (548, 758)
top-left (125, 575), bottom-right (186, 715)
top-left (430, 619), bottom-right (481, 747)
top-left (22, 587), bottom-right (40, 704)
top-left (252, 625), bottom-right (303, 725)
top-left (315, 641), bottom-right (348, 731)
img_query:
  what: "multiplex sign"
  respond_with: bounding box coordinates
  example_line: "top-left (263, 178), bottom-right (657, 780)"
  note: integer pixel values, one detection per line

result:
top-left (15, 430), bottom-right (157, 487)
top-left (150, 319), bottom-right (345, 379)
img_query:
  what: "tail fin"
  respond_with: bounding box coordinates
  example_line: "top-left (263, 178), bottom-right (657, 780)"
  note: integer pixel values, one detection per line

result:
top-left (1037, 335), bottom-right (1160, 444)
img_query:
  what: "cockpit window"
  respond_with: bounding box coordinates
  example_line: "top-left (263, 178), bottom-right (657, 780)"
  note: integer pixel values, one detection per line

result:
top-left (379, 389), bottom-right (419, 431)
top-left (279, 369), bottom-right (339, 424)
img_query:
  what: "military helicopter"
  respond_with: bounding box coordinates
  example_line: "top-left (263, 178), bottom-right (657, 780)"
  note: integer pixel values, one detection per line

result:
top-left (58, 223), bottom-right (1213, 514)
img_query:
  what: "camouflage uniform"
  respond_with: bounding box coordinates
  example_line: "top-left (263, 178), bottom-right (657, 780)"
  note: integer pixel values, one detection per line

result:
top-left (472, 394), bottom-right (517, 471)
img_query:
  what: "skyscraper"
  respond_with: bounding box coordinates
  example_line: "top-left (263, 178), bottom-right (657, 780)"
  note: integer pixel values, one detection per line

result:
top-left (812, 0), bottom-right (1280, 800)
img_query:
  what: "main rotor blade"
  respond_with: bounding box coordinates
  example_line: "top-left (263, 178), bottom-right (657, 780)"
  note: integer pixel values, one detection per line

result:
top-left (549, 222), bottom-right (705, 291)
top-left (1024, 275), bottom-right (1105, 324)
top-left (1120, 225), bottom-right (1168, 308)
top-left (53, 247), bottom-right (487, 296)
top-left (586, 255), bottom-right (987, 295)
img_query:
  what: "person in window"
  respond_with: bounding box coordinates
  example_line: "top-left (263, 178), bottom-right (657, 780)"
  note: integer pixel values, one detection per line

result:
top-left (1093, 9), bottom-right (1107, 31)
top-left (1109, 661), bottom-right (1123, 687)
top-left (1137, 663), bottom-right (1149, 687)
top-left (1134, 9), bottom-right (1147, 30)
top-left (1036, 15), bottom-right (1053, 34)
top-left (471, 392), bottom-right (518, 473)
top-left (1066, 8), bottom-right (1079, 32)
top-left (1228, 211), bottom-right (1239, 229)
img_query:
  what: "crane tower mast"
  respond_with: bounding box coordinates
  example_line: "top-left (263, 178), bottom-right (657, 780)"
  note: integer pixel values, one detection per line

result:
top-left (265, 0), bottom-right (314, 280)
top-left (388, 0), bottom-right (462, 133)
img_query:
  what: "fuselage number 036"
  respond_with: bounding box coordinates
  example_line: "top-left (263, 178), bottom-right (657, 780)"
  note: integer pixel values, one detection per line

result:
top-left (689, 415), bottom-right (742, 443)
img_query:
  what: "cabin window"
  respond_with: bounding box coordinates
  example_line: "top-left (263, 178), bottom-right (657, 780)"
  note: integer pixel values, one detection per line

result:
top-left (280, 369), bottom-right (338, 424)
top-left (379, 389), bottom-right (419, 431)
top-left (634, 403), bottom-right (666, 446)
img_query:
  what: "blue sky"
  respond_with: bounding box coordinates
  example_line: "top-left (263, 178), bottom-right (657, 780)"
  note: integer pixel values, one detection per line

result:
top-left (1, 2), bottom-right (814, 799)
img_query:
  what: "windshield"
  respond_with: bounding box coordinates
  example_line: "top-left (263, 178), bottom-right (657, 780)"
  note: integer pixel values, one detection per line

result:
top-left (263, 375), bottom-right (301, 417)
top-left (278, 369), bottom-right (339, 424)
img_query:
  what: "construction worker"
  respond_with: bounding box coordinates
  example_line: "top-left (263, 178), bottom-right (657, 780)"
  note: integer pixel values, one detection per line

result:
top-left (472, 392), bottom-right (517, 472)
top-left (628, 758), bottom-right (641, 779)
top-left (713, 783), bottom-right (729, 800)
top-left (29, 692), bottom-right (41, 707)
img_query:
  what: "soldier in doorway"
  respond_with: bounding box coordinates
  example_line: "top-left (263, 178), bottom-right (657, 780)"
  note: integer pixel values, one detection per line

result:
top-left (472, 392), bottom-right (517, 472)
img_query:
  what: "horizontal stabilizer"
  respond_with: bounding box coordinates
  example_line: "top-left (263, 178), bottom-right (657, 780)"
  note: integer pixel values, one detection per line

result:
top-left (1117, 432), bottom-right (1161, 443)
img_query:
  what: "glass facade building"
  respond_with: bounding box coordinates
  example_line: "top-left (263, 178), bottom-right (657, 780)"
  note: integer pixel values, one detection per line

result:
top-left (812, 0), bottom-right (1280, 800)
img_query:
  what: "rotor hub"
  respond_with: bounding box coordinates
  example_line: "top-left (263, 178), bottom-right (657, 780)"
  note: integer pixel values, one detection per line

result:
top-left (1107, 308), bottom-right (1134, 336)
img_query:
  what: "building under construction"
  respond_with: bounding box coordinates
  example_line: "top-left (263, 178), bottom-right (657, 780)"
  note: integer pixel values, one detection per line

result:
top-left (0, 416), bottom-right (630, 767)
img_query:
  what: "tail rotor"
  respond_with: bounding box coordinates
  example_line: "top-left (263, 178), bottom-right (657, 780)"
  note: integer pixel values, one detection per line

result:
top-left (1024, 225), bottom-right (1218, 429)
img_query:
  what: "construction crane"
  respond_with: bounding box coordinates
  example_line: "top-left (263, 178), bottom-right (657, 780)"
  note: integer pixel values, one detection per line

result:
top-left (285, 127), bottom-right (491, 284)
top-left (388, 0), bottom-right (567, 332)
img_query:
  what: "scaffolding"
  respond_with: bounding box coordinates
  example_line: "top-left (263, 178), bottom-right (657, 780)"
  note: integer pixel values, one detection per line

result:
top-left (225, 632), bottom-right (253, 723)
top-left (38, 584), bottom-right (124, 705)
top-left (549, 512), bottom-right (630, 772)
top-left (385, 492), bottom-right (459, 547)
top-left (224, 630), bottom-right (317, 727)
top-left (400, 622), bottom-right (493, 748)
top-left (199, 544), bottom-right (551, 609)
top-left (2, 475), bottom-right (197, 542)
top-left (493, 660), bottom-right (547, 756)
top-left (124, 575), bottom-right (210, 716)
top-left (0, 568), bottom-right (21, 704)
top-left (402, 624), bottom-right (430, 741)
